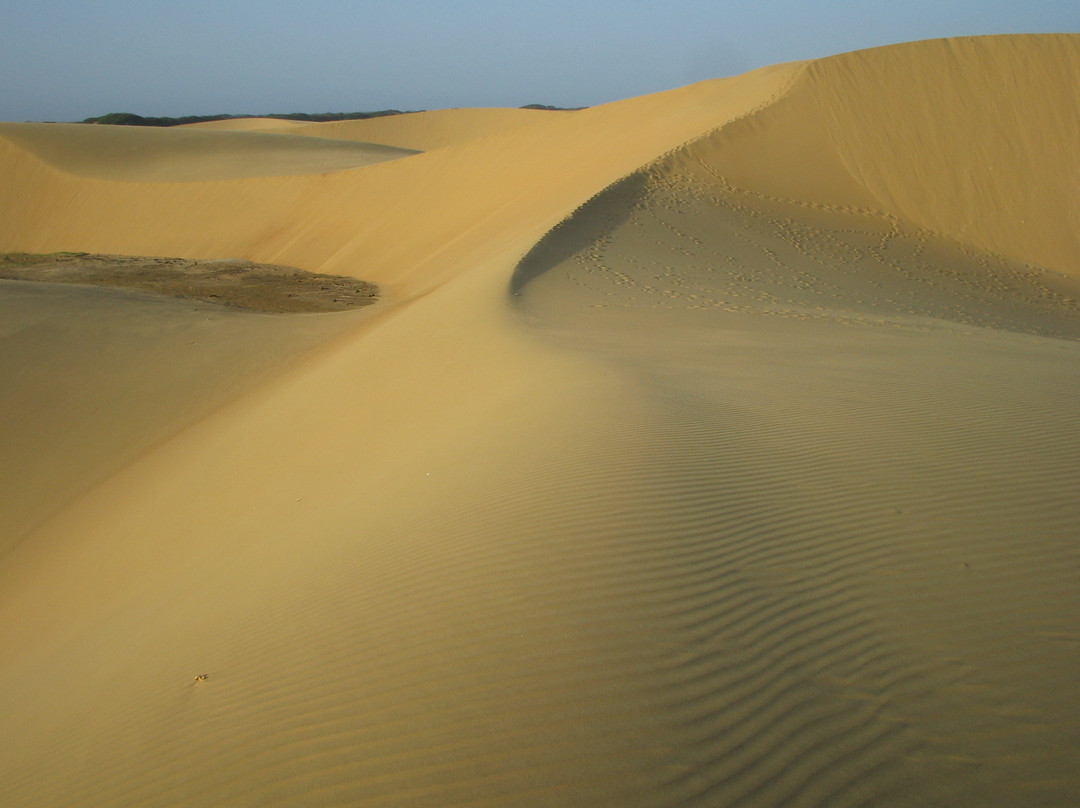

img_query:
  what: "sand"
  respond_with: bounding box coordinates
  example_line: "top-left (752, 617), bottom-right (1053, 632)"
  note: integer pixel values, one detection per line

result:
top-left (0, 33), bottom-right (1078, 808)
top-left (0, 122), bottom-right (417, 181)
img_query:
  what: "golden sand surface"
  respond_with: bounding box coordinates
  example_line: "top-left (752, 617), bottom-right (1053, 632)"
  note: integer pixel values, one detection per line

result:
top-left (0, 279), bottom-right (377, 553)
top-left (0, 34), bottom-right (1077, 808)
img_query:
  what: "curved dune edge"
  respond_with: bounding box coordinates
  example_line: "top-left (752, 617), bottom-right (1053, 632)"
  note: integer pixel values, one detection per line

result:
top-left (0, 34), bottom-right (1078, 808)
top-left (518, 33), bottom-right (1080, 288)
top-left (0, 252), bottom-right (379, 312)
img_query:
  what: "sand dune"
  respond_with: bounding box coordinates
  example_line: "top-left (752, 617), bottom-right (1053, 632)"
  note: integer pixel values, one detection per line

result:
top-left (669, 34), bottom-right (1080, 279)
top-left (181, 117), bottom-right (311, 131)
top-left (283, 107), bottom-right (570, 151)
top-left (0, 34), bottom-right (1078, 808)
top-left (0, 122), bottom-right (417, 182)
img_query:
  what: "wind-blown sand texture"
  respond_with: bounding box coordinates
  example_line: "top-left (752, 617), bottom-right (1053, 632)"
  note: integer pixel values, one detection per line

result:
top-left (1, 34), bottom-right (1078, 808)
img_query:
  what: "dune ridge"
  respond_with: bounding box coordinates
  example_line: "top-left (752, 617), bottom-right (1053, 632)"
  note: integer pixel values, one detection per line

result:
top-left (284, 107), bottom-right (564, 151)
top-left (1, 34), bottom-right (1078, 808)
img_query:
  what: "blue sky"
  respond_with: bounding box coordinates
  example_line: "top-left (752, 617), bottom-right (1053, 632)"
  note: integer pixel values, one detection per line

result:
top-left (1, 0), bottom-right (1077, 121)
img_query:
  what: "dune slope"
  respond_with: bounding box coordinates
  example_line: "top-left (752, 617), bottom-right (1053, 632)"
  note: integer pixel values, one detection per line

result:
top-left (514, 133), bottom-right (1080, 805)
top-left (0, 280), bottom-right (375, 552)
top-left (0, 34), bottom-right (1077, 808)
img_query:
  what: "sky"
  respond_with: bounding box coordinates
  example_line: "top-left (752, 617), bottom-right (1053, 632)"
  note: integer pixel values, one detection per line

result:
top-left (1, 0), bottom-right (1078, 122)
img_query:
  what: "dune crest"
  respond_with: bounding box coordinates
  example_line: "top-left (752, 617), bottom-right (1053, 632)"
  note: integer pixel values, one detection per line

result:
top-left (670, 34), bottom-right (1080, 278)
top-left (285, 107), bottom-right (564, 150)
top-left (1, 34), bottom-right (1078, 808)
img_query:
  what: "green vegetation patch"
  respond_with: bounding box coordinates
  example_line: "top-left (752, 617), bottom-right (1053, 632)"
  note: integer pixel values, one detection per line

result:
top-left (0, 253), bottom-right (378, 313)
top-left (1, 251), bottom-right (89, 266)
top-left (81, 111), bottom-right (410, 127)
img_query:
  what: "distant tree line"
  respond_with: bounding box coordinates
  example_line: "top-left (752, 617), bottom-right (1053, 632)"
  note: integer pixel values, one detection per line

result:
top-left (80, 111), bottom-right (410, 127)
top-left (519, 104), bottom-right (585, 111)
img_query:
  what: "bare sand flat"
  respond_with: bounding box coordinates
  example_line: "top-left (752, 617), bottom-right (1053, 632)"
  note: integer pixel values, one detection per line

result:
top-left (0, 34), bottom-right (1078, 808)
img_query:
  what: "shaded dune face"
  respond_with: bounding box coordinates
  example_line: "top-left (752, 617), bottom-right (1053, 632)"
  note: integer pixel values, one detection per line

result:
top-left (0, 280), bottom-right (373, 553)
top-left (516, 34), bottom-right (1080, 311)
top-left (514, 143), bottom-right (1080, 339)
top-left (0, 34), bottom-right (1078, 808)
